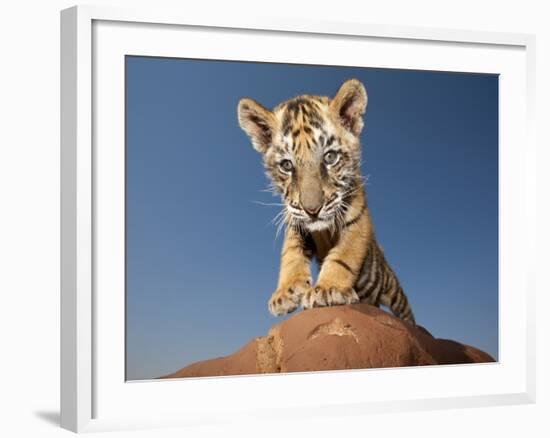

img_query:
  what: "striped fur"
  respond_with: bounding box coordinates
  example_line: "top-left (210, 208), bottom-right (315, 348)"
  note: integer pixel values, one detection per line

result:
top-left (238, 79), bottom-right (415, 324)
top-left (354, 240), bottom-right (415, 324)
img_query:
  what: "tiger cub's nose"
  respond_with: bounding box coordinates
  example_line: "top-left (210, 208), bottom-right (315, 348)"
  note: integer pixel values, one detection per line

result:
top-left (302, 203), bottom-right (322, 218)
top-left (300, 173), bottom-right (324, 218)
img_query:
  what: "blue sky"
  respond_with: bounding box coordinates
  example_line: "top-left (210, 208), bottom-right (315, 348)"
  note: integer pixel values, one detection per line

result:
top-left (125, 56), bottom-right (498, 380)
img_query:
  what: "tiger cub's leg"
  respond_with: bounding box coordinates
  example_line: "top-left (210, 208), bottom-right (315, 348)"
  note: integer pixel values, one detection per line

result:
top-left (357, 240), bottom-right (415, 324)
top-left (378, 283), bottom-right (416, 325)
top-left (268, 227), bottom-right (313, 316)
top-left (302, 210), bottom-right (370, 309)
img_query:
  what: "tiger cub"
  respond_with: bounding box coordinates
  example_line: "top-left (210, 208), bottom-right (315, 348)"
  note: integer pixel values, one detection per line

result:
top-left (237, 79), bottom-right (415, 324)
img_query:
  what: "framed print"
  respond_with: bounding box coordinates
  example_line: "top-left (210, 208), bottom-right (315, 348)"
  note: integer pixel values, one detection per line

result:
top-left (60, 4), bottom-right (536, 433)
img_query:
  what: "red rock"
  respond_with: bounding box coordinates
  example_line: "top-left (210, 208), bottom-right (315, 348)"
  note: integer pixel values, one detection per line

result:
top-left (161, 303), bottom-right (494, 379)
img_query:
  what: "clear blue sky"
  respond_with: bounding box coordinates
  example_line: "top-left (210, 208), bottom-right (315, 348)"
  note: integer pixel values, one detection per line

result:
top-left (125, 56), bottom-right (498, 380)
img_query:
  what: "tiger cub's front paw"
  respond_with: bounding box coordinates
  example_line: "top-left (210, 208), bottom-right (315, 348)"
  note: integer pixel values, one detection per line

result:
top-left (268, 278), bottom-right (312, 316)
top-left (301, 285), bottom-right (359, 309)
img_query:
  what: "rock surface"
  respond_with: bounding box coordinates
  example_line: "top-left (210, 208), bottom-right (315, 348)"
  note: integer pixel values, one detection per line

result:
top-left (161, 304), bottom-right (494, 379)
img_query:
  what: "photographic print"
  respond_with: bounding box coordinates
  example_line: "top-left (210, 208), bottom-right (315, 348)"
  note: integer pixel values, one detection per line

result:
top-left (125, 56), bottom-right (498, 381)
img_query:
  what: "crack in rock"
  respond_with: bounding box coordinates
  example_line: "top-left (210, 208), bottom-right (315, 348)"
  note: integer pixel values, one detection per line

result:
top-left (255, 327), bottom-right (284, 373)
top-left (307, 318), bottom-right (359, 344)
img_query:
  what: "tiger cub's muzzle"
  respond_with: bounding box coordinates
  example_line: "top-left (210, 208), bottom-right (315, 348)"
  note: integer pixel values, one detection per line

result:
top-left (299, 174), bottom-right (325, 218)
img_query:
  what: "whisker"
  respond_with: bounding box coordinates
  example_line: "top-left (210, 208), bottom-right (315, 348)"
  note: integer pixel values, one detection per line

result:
top-left (335, 208), bottom-right (344, 233)
top-left (274, 209), bottom-right (290, 241)
top-left (361, 174), bottom-right (371, 186)
top-left (252, 200), bottom-right (285, 207)
top-left (259, 184), bottom-right (279, 196)
top-left (270, 209), bottom-right (286, 225)
top-left (340, 184), bottom-right (364, 199)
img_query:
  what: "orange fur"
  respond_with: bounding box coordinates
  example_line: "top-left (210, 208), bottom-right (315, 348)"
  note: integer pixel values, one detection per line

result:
top-left (238, 79), bottom-right (415, 324)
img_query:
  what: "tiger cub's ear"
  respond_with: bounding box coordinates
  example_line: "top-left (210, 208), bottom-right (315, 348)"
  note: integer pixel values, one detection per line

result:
top-left (237, 98), bottom-right (276, 154)
top-left (330, 79), bottom-right (368, 137)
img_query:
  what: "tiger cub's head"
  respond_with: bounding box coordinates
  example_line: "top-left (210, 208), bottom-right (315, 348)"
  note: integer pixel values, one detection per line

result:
top-left (238, 79), bottom-right (367, 232)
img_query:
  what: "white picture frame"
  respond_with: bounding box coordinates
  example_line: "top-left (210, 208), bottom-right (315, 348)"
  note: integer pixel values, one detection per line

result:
top-left (60, 4), bottom-right (536, 433)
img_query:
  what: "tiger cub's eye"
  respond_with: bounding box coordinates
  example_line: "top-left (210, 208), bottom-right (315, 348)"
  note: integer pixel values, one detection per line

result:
top-left (279, 159), bottom-right (293, 173)
top-left (324, 151), bottom-right (339, 166)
